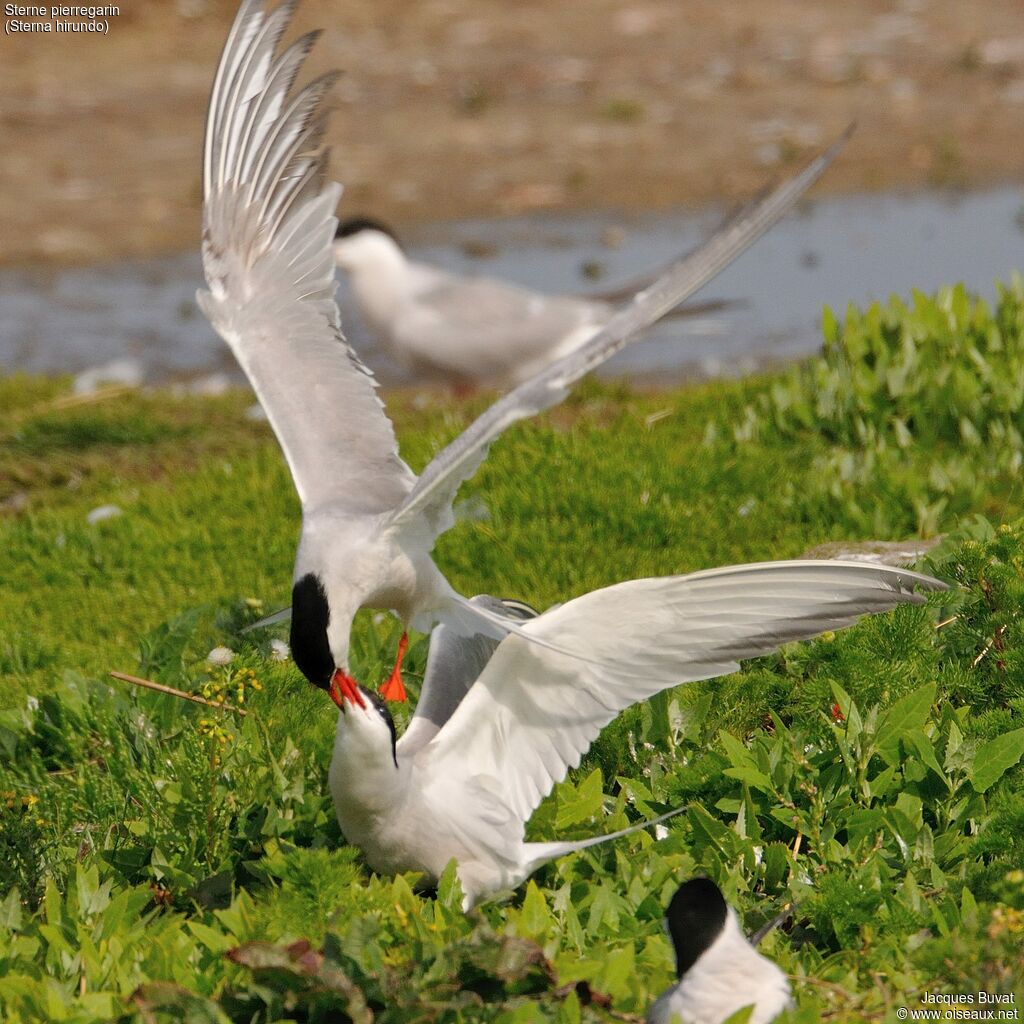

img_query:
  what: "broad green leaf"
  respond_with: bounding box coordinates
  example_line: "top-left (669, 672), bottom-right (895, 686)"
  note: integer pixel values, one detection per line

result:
top-left (762, 843), bottom-right (790, 892)
top-left (874, 684), bottom-right (936, 764)
top-left (436, 859), bottom-right (465, 912)
top-left (187, 921), bottom-right (232, 955)
top-left (719, 730), bottom-right (757, 770)
top-left (555, 768), bottom-right (604, 829)
top-left (722, 765), bottom-right (774, 793)
top-left (722, 1007), bottom-right (756, 1024)
top-left (518, 882), bottom-right (552, 940)
top-left (906, 731), bottom-right (947, 787)
top-left (969, 728), bottom-right (1024, 793)
top-left (0, 888), bottom-right (21, 932)
top-left (595, 943), bottom-right (635, 1000)
top-left (558, 987), bottom-right (582, 1024)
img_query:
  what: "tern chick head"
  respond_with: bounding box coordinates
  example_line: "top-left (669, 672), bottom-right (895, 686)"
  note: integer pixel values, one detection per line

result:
top-left (666, 877), bottom-right (729, 977)
top-left (333, 216), bottom-right (405, 272)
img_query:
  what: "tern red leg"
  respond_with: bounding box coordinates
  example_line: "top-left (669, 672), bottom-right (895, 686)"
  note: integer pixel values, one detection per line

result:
top-left (379, 632), bottom-right (409, 702)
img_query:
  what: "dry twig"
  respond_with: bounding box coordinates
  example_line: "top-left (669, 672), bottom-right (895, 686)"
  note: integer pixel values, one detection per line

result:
top-left (109, 670), bottom-right (248, 717)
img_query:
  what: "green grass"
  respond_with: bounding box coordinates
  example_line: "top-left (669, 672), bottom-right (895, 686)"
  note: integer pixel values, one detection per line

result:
top-left (1, 282), bottom-right (1023, 1021)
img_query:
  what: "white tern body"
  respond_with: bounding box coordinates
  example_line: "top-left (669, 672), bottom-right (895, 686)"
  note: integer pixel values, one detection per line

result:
top-left (328, 562), bottom-right (944, 909)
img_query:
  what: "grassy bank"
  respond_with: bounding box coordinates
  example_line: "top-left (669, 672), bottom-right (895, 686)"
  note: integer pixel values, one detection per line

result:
top-left (1, 282), bottom-right (1023, 1021)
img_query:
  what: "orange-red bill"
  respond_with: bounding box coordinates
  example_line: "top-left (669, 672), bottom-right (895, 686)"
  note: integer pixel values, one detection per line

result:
top-left (330, 669), bottom-right (366, 709)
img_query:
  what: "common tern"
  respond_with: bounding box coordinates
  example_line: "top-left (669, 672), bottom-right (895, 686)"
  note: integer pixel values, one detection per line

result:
top-left (198, 0), bottom-right (851, 705)
top-left (648, 878), bottom-right (792, 1024)
top-left (327, 561), bottom-right (944, 909)
top-left (333, 217), bottom-right (731, 388)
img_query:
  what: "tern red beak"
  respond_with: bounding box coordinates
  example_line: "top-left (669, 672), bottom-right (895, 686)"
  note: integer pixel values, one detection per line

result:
top-left (329, 669), bottom-right (366, 710)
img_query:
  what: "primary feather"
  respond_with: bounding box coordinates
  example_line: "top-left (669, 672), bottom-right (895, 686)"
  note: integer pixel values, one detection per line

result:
top-left (198, 0), bottom-right (414, 517)
top-left (417, 560), bottom-right (942, 850)
top-left (388, 125), bottom-right (854, 540)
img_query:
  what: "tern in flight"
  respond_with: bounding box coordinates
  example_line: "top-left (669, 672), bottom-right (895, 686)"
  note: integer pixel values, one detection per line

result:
top-left (647, 878), bottom-right (793, 1024)
top-left (326, 561), bottom-right (944, 909)
top-left (332, 216), bottom-right (732, 388)
top-left (198, 0), bottom-right (853, 705)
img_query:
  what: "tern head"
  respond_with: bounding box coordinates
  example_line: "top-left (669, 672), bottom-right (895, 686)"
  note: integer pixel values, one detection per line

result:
top-left (334, 683), bottom-right (399, 769)
top-left (333, 216), bottom-right (405, 273)
top-left (665, 878), bottom-right (729, 977)
top-left (290, 573), bottom-right (356, 705)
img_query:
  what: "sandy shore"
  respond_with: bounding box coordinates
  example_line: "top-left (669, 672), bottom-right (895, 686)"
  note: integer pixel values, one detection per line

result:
top-left (2, 0), bottom-right (1023, 267)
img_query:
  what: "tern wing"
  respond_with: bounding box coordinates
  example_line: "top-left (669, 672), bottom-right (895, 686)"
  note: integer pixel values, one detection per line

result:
top-left (199, 0), bottom-right (415, 516)
top-left (387, 126), bottom-right (853, 537)
top-left (398, 596), bottom-right (538, 757)
top-left (417, 560), bottom-right (944, 848)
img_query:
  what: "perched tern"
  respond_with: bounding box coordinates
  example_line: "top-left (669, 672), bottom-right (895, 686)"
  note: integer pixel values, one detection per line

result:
top-left (648, 878), bottom-right (792, 1024)
top-left (198, 0), bottom-right (852, 705)
top-left (327, 561), bottom-right (945, 909)
top-left (333, 217), bottom-right (731, 388)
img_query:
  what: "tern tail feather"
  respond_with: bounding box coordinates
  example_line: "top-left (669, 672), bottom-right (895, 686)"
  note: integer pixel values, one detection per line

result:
top-left (242, 605), bottom-right (292, 632)
top-left (520, 805), bottom-right (684, 877)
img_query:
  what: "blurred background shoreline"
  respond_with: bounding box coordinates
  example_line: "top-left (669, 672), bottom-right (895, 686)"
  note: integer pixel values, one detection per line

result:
top-left (4, 187), bottom-right (1024, 390)
top-left (2, 0), bottom-right (1024, 268)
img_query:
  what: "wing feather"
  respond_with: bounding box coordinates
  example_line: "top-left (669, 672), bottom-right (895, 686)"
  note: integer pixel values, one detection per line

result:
top-left (398, 595), bottom-right (539, 757)
top-left (417, 560), bottom-right (944, 850)
top-left (199, 0), bottom-right (414, 515)
top-left (388, 126), bottom-right (854, 537)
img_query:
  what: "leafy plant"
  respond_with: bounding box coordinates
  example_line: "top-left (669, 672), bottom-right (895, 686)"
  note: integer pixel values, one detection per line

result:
top-left (2, 341), bottom-right (1024, 1020)
top-left (714, 279), bottom-right (1024, 535)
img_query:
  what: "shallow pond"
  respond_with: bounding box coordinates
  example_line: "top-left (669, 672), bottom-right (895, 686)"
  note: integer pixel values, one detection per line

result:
top-left (2, 186), bottom-right (1021, 389)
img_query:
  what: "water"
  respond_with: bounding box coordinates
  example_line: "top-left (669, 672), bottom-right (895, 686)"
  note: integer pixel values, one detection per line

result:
top-left (2, 186), bottom-right (1022, 388)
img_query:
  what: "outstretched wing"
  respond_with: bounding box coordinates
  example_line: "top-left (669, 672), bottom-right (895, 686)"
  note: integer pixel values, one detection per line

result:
top-left (398, 595), bottom-right (538, 757)
top-left (387, 126), bottom-right (853, 537)
top-left (416, 559), bottom-right (944, 849)
top-left (199, 0), bottom-right (415, 515)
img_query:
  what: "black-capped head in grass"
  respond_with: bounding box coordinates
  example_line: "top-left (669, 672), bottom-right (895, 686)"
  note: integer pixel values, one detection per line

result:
top-left (665, 877), bottom-right (729, 977)
top-left (648, 877), bottom-right (793, 1024)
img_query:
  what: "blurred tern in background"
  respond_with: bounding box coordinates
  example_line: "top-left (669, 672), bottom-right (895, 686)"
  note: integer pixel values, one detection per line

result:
top-left (333, 216), bottom-right (733, 388)
top-left (327, 561), bottom-right (944, 909)
top-left (198, 0), bottom-right (852, 707)
top-left (648, 878), bottom-right (792, 1024)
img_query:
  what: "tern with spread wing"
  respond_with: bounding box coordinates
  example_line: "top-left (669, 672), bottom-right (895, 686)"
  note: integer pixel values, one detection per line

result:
top-left (198, 0), bottom-right (852, 705)
top-left (648, 878), bottom-right (792, 1024)
top-left (333, 216), bottom-right (731, 388)
top-left (326, 561), bottom-right (945, 910)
